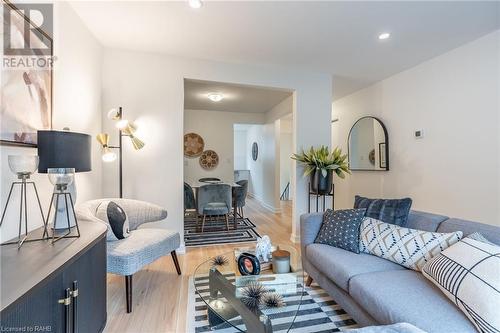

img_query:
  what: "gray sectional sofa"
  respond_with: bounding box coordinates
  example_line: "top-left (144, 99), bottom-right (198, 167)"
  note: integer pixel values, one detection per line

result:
top-left (300, 210), bottom-right (500, 333)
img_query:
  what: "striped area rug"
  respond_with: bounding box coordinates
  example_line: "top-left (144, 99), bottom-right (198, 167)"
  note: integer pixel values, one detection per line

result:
top-left (184, 214), bottom-right (261, 247)
top-left (187, 273), bottom-right (358, 333)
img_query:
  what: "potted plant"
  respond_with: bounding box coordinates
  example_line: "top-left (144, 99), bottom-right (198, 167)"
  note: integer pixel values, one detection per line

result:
top-left (291, 146), bottom-right (350, 194)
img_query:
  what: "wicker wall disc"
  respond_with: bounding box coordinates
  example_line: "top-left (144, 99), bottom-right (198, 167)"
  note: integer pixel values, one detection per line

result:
top-left (199, 150), bottom-right (219, 170)
top-left (184, 133), bottom-right (205, 157)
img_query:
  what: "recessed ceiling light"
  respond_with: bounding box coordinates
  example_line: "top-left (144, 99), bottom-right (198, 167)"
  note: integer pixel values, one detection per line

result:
top-left (378, 32), bottom-right (391, 40)
top-left (208, 93), bottom-right (224, 102)
top-left (188, 0), bottom-right (203, 9)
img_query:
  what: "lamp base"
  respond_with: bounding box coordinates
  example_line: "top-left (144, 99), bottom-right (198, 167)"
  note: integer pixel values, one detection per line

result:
top-left (52, 182), bottom-right (77, 229)
top-left (44, 190), bottom-right (80, 244)
top-left (0, 179), bottom-right (47, 249)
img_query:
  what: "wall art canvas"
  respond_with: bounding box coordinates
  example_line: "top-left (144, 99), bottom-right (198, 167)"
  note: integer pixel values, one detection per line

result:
top-left (1, 1), bottom-right (53, 147)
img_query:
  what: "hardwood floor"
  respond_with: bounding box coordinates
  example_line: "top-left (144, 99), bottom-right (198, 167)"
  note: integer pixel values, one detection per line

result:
top-left (103, 198), bottom-right (296, 333)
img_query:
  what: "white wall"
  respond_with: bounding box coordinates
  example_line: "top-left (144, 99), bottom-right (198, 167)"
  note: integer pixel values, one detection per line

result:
top-left (279, 118), bottom-right (293, 199)
top-left (183, 109), bottom-right (263, 183)
top-left (234, 130), bottom-right (248, 171)
top-left (0, 2), bottom-right (103, 241)
top-left (333, 30), bottom-right (500, 226)
top-left (246, 122), bottom-right (281, 212)
top-left (101, 49), bottom-right (332, 244)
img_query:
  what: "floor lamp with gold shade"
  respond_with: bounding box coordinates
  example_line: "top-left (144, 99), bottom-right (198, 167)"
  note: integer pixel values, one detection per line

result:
top-left (97, 107), bottom-right (145, 198)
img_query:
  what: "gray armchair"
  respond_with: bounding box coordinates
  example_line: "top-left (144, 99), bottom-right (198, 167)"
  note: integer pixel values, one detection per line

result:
top-left (76, 198), bottom-right (181, 313)
top-left (197, 184), bottom-right (231, 232)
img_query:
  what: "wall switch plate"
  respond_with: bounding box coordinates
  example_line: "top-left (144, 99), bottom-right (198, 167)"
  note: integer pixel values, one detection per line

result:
top-left (415, 129), bottom-right (424, 139)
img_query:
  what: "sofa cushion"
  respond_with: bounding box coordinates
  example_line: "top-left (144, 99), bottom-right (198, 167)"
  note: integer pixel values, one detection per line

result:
top-left (359, 217), bottom-right (462, 271)
top-left (437, 218), bottom-right (500, 245)
top-left (349, 270), bottom-right (477, 333)
top-left (314, 208), bottom-right (366, 253)
top-left (406, 210), bottom-right (448, 232)
top-left (354, 195), bottom-right (412, 227)
top-left (306, 243), bottom-right (405, 292)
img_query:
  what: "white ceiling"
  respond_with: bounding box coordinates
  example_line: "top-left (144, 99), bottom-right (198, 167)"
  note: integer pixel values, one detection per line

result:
top-left (184, 79), bottom-right (291, 113)
top-left (70, 1), bottom-right (500, 100)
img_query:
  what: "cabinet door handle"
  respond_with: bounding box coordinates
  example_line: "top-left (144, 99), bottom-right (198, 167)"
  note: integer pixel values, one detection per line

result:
top-left (71, 281), bottom-right (78, 333)
top-left (58, 288), bottom-right (72, 333)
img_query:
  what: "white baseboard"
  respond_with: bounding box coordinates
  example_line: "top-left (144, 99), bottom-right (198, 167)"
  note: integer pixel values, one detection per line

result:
top-left (176, 243), bottom-right (186, 255)
top-left (247, 193), bottom-right (282, 213)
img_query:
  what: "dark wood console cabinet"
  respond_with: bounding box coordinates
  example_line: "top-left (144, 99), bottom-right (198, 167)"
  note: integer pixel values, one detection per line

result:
top-left (0, 222), bottom-right (107, 333)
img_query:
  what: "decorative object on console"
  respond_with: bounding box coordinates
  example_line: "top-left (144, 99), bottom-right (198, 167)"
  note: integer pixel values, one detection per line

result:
top-left (238, 252), bottom-right (261, 275)
top-left (0, 1), bottom-right (52, 147)
top-left (271, 249), bottom-right (291, 274)
top-left (354, 195), bottom-right (412, 227)
top-left (0, 155), bottom-right (47, 248)
top-left (97, 107), bottom-right (145, 198)
top-left (422, 235), bottom-right (500, 333)
top-left (252, 142), bottom-right (258, 161)
top-left (199, 150), bottom-right (219, 170)
top-left (359, 217), bottom-right (462, 271)
top-left (255, 235), bottom-right (272, 262)
top-left (314, 208), bottom-right (367, 254)
top-left (184, 132), bottom-right (205, 157)
top-left (95, 201), bottom-right (131, 241)
top-left (292, 146), bottom-right (350, 194)
top-left (38, 130), bottom-right (91, 230)
top-left (348, 116), bottom-right (389, 171)
top-left (44, 168), bottom-right (81, 243)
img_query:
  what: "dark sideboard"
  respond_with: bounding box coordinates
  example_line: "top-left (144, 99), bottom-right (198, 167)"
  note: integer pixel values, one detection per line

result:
top-left (0, 221), bottom-right (107, 333)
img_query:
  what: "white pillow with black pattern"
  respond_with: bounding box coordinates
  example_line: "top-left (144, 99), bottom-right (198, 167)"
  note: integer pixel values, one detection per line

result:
top-left (96, 201), bottom-right (131, 241)
top-left (422, 235), bottom-right (500, 333)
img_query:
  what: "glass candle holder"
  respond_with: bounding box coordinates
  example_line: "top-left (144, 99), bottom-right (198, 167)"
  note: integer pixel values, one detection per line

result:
top-left (8, 155), bottom-right (39, 179)
top-left (48, 168), bottom-right (75, 192)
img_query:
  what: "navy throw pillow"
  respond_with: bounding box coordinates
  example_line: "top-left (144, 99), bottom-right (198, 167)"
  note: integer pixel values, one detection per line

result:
top-left (314, 208), bottom-right (367, 253)
top-left (354, 195), bottom-right (412, 227)
top-left (96, 201), bottom-right (131, 241)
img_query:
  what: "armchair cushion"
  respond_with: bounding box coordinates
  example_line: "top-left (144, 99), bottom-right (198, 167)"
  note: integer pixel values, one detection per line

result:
top-left (107, 228), bottom-right (180, 276)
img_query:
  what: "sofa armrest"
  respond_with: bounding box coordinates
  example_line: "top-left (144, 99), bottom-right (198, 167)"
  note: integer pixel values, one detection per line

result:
top-left (300, 213), bottom-right (324, 258)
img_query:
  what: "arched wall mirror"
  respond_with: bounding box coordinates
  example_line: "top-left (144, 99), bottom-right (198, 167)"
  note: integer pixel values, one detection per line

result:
top-left (348, 116), bottom-right (389, 171)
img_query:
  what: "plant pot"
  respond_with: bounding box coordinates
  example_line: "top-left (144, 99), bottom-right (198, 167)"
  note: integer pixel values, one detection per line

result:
top-left (310, 169), bottom-right (333, 195)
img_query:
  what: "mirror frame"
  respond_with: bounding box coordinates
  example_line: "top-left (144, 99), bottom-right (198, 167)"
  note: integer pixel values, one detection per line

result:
top-left (347, 116), bottom-right (389, 171)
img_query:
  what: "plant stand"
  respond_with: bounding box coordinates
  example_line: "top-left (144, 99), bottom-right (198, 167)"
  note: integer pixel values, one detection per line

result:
top-left (307, 182), bottom-right (335, 213)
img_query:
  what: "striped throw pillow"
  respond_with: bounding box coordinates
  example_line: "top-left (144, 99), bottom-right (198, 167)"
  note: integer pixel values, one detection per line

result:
top-left (422, 236), bottom-right (500, 333)
top-left (359, 217), bottom-right (462, 271)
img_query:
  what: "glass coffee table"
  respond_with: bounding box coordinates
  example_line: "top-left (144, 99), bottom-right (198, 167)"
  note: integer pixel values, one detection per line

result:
top-left (193, 245), bottom-right (304, 332)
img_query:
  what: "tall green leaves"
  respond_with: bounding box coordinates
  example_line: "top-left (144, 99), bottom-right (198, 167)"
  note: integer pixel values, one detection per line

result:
top-left (291, 146), bottom-right (350, 179)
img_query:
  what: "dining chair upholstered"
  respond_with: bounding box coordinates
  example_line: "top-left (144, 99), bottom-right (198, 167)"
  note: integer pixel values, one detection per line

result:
top-left (184, 182), bottom-right (196, 211)
top-left (76, 198), bottom-right (181, 313)
top-left (196, 184), bottom-right (231, 232)
top-left (232, 180), bottom-right (249, 218)
top-left (199, 177), bottom-right (221, 182)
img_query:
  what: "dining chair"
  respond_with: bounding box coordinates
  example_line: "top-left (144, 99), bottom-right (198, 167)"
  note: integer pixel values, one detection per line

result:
top-left (232, 180), bottom-right (249, 218)
top-left (199, 177), bottom-right (221, 182)
top-left (184, 182), bottom-right (196, 216)
top-left (196, 184), bottom-right (231, 232)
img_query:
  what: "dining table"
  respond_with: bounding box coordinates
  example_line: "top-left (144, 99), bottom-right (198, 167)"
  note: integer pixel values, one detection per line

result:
top-left (188, 181), bottom-right (242, 230)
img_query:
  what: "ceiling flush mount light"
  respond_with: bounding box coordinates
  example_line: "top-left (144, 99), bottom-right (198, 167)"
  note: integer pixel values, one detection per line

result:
top-left (378, 32), bottom-right (391, 40)
top-left (207, 93), bottom-right (224, 102)
top-left (188, 0), bottom-right (203, 9)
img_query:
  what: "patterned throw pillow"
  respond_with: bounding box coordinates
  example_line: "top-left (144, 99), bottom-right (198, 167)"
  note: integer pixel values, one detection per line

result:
top-left (422, 236), bottom-right (500, 333)
top-left (315, 208), bottom-right (367, 253)
top-left (96, 201), bottom-right (131, 241)
top-left (354, 195), bottom-right (412, 227)
top-left (359, 217), bottom-right (462, 271)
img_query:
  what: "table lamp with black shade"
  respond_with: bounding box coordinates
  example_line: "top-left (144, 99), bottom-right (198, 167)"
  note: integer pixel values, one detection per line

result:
top-left (37, 130), bottom-right (91, 243)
